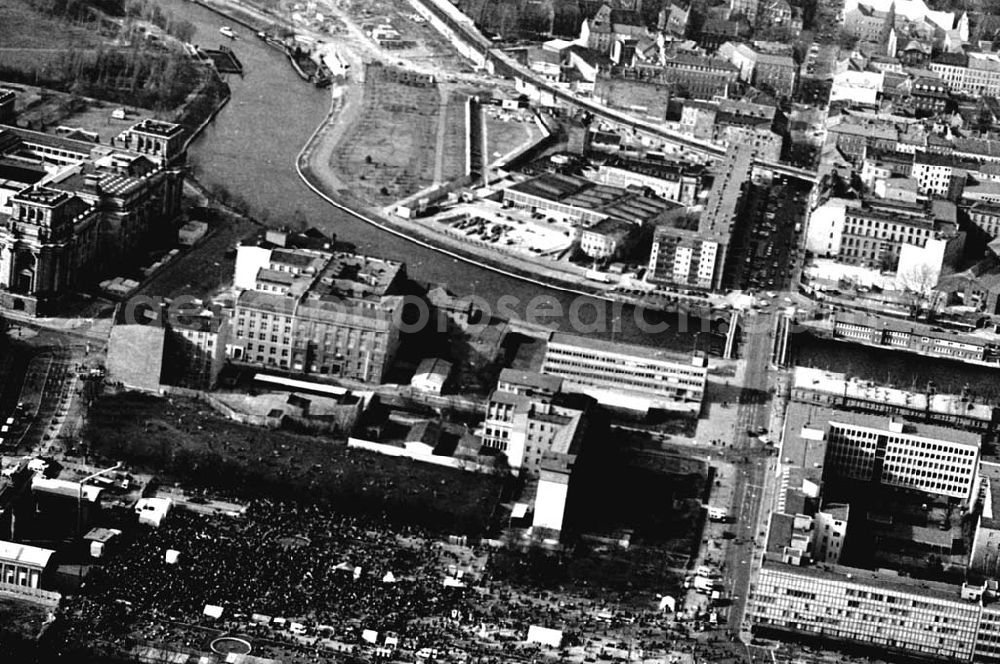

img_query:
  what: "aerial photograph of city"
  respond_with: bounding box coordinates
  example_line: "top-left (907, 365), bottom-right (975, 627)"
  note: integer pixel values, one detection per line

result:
top-left (9, 0), bottom-right (1000, 662)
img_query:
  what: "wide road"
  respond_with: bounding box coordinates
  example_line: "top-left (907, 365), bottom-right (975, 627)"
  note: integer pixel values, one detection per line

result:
top-left (726, 310), bottom-right (776, 637)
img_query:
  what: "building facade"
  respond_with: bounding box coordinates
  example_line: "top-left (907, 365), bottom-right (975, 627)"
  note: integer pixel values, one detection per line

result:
top-left (752, 561), bottom-right (983, 662)
top-left (822, 413), bottom-right (981, 500)
top-left (480, 369), bottom-right (587, 475)
top-left (833, 313), bottom-right (993, 362)
top-left (541, 332), bottom-right (708, 414)
top-left (230, 232), bottom-right (406, 383)
top-left (0, 122), bottom-right (185, 315)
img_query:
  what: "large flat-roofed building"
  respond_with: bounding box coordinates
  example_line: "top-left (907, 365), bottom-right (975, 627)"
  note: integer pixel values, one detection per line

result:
top-left (820, 411), bottom-right (981, 500)
top-left (540, 332), bottom-right (708, 414)
top-left (231, 230), bottom-right (405, 384)
top-left (0, 122), bottom-right (185, 315)
top-left (502, 173), bottom-right (675, 229)
top-left (790, 366), bottom-right (1000, 431)
top-left (751, 559), bottom-right (984, 662)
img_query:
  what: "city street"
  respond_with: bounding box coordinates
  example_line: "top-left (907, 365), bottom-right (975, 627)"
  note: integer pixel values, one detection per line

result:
top-left (726, 310), bottom-right (777, 638)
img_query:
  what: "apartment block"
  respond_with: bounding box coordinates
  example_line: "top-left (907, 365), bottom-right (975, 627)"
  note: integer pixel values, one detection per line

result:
top-left (578, 217), bottom-right (637, 259)
top-left (107, 300), bottom-right (230, 390)
top-left (230, 230), bottom-right (406, 383)
top-left (481, 369), bottom-right (589, 474)
top-left (540, 331), bottom-right (708, 414)
top-left (930, 52), bottom-right (1000, 97)
top-left (612, 56), bottom-right (738, 100)
top-left (647, 223), bottom-right (722, 290)
top-left (753, 52), bottom-right (797, 98)
top-left (816, 197), bottom-right (962, 273)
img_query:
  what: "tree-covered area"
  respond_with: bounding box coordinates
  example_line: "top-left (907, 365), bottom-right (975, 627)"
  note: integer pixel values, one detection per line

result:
top-left (0, 47), bottom-right (207, 112)
top-left (22, 0), bottom-right (196, 41)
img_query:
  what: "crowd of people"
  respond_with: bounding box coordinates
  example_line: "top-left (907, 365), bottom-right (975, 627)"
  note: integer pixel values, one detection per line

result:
top-left (54, 500), bottom-right (739, 663)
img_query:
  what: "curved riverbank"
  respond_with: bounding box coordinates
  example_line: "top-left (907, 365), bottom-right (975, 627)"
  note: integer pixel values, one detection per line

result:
top-left (295, 96), bottom-right (619, 303)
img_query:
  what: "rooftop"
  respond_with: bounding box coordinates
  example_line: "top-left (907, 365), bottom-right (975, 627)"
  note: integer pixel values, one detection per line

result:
top-left (582, 216), bottom-right (635, 238)
top-left (602, 155), bottom-right (702, 182)
top-left (498, 368), bottom-right (563, 394)
top-left (547, 331), bottom-right (707, 368)
top-left (760, 558), bottom-right (972, 603)
top-left (781, 401), bottom-right (832, 482)
top-left (755, 52), bottom-right (795, 68)
top-left (792, 366), bottom-right (996, 423)
top-left (129, 118), bottom-right (184, 138)
top-left (0, 540), bottom-right (54, 568)
top-left (507, 173), bottom-right (676, 224)
top-left (824, 408), bottom-right (982, 448)
top-left (14, 186), bottom-right (70, 206)
top-left (835, 312), bottom-right (991, 347)
top-left (306, 252), bottom-right (403, 302)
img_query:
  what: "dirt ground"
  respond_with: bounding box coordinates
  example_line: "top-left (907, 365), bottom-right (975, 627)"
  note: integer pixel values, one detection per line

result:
top-left (332, 65), bottom-right (441, 202)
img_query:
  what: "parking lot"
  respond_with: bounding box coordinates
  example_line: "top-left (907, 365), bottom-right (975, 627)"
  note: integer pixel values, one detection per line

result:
top-left (731, 174), bottom-right (809, 293)
top-left (430, 202), bottom-right (574, 257)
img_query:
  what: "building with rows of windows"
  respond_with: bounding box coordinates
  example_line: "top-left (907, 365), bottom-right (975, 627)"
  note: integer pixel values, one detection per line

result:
top-left (748, 393), bottom-right (1000, 662)
top-left (832, 312), bottom-right (995, 363)
top-left (230, 230), bottom-right (406, 383)
top-left (820, 412), bottom-right (981, 500)
top-left (540, 331), bottom-right (708, 414)
top-left (480, 369), bottom-right (593, 535)
top-left (752, 562), bottom-right (989, 662)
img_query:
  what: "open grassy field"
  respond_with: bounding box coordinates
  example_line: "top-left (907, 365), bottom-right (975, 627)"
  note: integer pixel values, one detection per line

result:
top-left (331, 64), bottom-right (441, 203)
top-left (84, 391), bottom-right (505, 535)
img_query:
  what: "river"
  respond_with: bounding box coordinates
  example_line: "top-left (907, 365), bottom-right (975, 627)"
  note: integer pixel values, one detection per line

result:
top-left (167, 0), bottom-right (729, 349)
